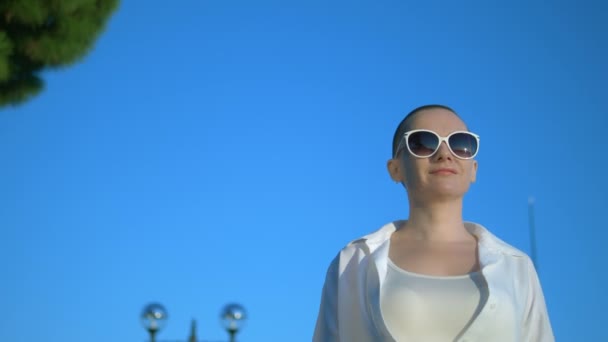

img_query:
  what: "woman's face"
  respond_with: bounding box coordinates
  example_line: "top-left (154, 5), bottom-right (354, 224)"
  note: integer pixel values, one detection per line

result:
top-left (388, 108), bottom-right (478, 203)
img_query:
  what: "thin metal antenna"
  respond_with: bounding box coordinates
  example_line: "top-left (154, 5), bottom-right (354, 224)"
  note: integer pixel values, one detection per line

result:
top-left (528, 196), bottom-right (538, 270)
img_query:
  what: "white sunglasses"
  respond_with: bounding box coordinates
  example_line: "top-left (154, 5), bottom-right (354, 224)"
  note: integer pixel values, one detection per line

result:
top-left (396, 129), bottom-right (480, 160)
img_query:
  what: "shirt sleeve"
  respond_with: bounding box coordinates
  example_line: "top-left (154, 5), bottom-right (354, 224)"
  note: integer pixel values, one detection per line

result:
top-left (313, 255), bottom-right (340, 342)
top-left (521, 257), bottom-right (555, 342)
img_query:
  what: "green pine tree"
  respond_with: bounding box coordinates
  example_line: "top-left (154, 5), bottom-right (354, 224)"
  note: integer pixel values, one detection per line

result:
top-left (0, 0), bottom-right (119, 107)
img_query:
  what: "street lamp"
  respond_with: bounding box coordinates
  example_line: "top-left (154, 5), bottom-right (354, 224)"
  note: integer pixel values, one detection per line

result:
top-left (141, 303), bottom-right (168, 342)
top-left (220, 303), bottom-right (247, 342)
top-left (528, 196), bottom-right (538, 270)
top-left (140, 302), bottom-right (247, 342)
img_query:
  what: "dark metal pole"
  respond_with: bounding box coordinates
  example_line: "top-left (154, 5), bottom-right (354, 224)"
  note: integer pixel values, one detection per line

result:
top-left (149, 329), bottom-right (157, 342)
top-left (228, 328), bottom-right (236, 342)
top-left (528, 197), bottom-right (538, 270)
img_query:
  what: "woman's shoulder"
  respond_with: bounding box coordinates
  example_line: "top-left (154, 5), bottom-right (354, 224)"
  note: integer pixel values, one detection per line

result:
top-left (343, 220), bottom-right (403, 248)
top-left (466, 221), bottom-right (531, 260)
top-left (323, 221), bottom-right (401, 274)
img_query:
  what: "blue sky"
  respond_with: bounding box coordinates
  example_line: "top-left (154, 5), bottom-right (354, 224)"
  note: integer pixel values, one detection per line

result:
top-left (1, 1), bottom-right (606, 341)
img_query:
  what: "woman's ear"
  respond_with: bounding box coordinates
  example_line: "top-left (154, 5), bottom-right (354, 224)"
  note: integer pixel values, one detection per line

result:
top-left (387, 158), bottom-right (405, 183)
top-left (470, 160), bottom-right (478, 183)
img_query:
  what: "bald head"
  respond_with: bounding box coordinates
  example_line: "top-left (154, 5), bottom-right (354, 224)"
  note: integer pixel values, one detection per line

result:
top-left (391, 104), bottom-right (466, 158)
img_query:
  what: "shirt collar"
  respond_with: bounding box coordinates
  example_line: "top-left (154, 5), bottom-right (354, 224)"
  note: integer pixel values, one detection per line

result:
top-left (353, 220), bottom-right (526, 259)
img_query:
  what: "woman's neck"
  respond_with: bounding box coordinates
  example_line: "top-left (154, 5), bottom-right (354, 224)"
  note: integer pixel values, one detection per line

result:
top-left (401, 200), bottom-right (473, 242)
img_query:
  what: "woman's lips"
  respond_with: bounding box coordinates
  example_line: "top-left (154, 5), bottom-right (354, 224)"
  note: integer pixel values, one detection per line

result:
top-left (430, 168), bottom-right (457, 175)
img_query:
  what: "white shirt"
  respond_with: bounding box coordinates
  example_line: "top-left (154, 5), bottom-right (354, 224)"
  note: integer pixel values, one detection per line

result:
top-left (313, 221), bottom-right (554, 342)
top-left (381, 259), bottom-right (486, 341)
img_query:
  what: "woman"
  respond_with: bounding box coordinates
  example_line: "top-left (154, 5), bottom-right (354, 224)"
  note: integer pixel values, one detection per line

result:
top-left (313, 105), bottom-right (554, 342)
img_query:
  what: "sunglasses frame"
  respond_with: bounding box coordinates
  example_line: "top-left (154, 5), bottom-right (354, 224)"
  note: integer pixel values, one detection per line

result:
top-left (396, 129), bottom-right (480, 160)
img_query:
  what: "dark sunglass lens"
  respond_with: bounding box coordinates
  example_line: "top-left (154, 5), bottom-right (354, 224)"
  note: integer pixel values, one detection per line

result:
top-left (449, 133), bottom-right (477, 158)
top-left (408, 131), bottom-right (439, 157)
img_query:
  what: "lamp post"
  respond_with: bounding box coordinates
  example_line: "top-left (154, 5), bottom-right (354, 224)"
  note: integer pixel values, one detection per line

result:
top-left (528, 196), bottom-right (538, 270)
top-left (140, 302), bottom-right (247, 342)
top-left (141, 303), bottom-right (168, 342)
top-left (220, 303), bottom-right (247, 342)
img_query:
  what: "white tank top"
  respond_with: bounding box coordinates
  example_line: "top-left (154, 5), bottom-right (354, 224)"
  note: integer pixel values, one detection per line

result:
top-left (380, 258), bottom-right (489, 341)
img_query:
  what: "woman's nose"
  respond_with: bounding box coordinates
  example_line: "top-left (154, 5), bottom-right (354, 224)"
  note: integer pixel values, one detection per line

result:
top-left (434, 141), bottom-right (453, 160)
